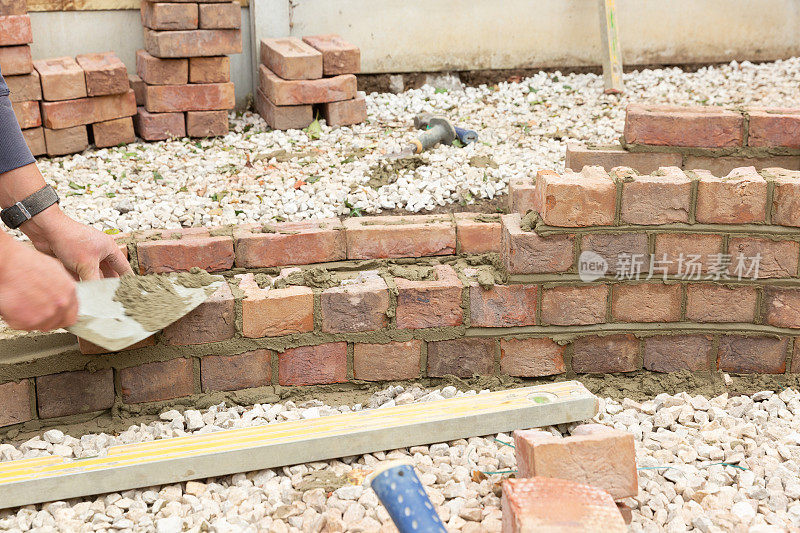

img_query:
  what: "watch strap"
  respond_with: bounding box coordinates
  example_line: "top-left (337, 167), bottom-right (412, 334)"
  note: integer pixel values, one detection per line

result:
top-left (0, 185), bottom-right (60, 229)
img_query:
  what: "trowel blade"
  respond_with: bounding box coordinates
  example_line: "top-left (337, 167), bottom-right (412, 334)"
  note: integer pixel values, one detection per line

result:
top-left (67, 277), bottom-right (223, 352)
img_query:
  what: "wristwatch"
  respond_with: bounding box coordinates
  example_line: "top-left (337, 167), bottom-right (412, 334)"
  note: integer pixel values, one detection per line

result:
top-left (0, 185), bottom-right (60, 229)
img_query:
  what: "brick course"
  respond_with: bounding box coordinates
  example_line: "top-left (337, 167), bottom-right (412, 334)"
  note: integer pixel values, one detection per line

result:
top-left (624, 104), bottom-right (743, 147)
top-left (344, 215), bottom-right (455, 259)
top-left (234, 219), bottom-right (345, 268)
top-left (137, 234), bottom-right (233, 274)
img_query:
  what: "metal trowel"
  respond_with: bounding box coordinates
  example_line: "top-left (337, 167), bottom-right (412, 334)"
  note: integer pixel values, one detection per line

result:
top-left (67, 277), bottom-right (224, 352)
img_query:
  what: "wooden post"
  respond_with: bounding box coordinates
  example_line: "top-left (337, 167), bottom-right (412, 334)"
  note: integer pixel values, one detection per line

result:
top-left (598, 0), bottom-right (624, 94)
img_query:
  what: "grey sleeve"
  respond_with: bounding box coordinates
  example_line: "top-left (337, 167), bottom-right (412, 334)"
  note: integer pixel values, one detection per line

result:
top-left (0, 66), bottom-right (36, 175)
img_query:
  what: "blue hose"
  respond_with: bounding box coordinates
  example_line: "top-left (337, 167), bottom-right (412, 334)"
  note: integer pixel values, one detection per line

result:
top-left (369, 462), bottom-right (447, 533)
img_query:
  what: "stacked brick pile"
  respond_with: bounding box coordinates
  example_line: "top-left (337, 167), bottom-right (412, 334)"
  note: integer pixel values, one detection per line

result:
top-left (567, 104), bottom-right (800, 175)
top-left (133, 0), bottom-right (241, 140)
top-left (256, 34), bottom-right (364, 130)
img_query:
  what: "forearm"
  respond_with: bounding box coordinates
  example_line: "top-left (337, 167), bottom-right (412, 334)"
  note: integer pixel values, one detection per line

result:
top-left (0, 163), bottom-right (66, 245)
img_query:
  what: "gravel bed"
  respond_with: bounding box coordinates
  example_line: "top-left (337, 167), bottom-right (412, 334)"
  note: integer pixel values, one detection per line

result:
top-left (2, 384), bottom-right (800, 532)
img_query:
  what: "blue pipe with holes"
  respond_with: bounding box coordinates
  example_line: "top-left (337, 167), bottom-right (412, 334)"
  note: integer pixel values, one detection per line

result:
top-left (368, 461), bottom-right (447, 533)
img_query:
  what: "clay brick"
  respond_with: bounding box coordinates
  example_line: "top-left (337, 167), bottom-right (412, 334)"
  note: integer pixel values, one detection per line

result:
top-left (643, 335), bottom-right (714, 372)
top-left (619, 166), bottom-right (692, 224)
top-left (162, 283), bottom-right (235, 344)
top-left (302, 34), bottom-right (360, 76)
top-left (41, 90), bottom-right (136, 129)
top-left (353, 340), bottom-right (421, 381)
top-left (500, 214), bottom-right (574, 275)
top-left (120, 358), bottom-right (195, 404)
top-left (508, 178), bottom-right (538, 214)
top-left (255, 89), bottom-right (312, 130)
top-left (686, 284), bottom-right (757, 323)
top-left (792, 342), bottom-right (800, 373)
top-left (238, 273), bottom-right (314, 338)
top-left (36, 369), bottom-right (114, 418)
top-left (395, 264), bottom-right (463, 329)
top-left (766, 168), bottom-right (800, 227)
top-left (186, 110), bottom-right (228, 137)
top-left (765, 287), bottom-right (800, 328)
top-left (318, 93), bottom-right (366, 127)
top-left (0, 45), bottom-right (32, 75)
top-left (513, 428), bottom-right (637, 499)
top-left (5, 70), bottom-right (40, 102)
top-left (22, 126), bottom-right (45, 156)
top-left (322, 277), bottom-right (390, 333)
top-left (234, 218), bottom-right (345, 268)
top-left (624, 104), bottom-right (743, 148)
top-left (278, 342), bottom-right (347, 386)
top-left (580, 233), bottom-right (648, 276)
top-left (0, 14), bottom-right (32, 45)
top-left (134, 107), bottom-right (186, 141)
top-left (727, 237), bottom-right (798, 279)
top-left (536, 167), bottom-right (616, 227)
top-left (34, 57), bottom-right (87, 101)
top-left (189, 56), bottom-right (229, 83)
top-left (499, 338), bottom-right (566, 377)
top-left (259, 65), bottom-right (356, 105)
top-left (144, 28), bottom-right (242, 58)
top-left (454, 213), bottom-right (501, 254)
top-left (653, 233), bottom-right (724, 275)
top-left (144, 82), bottom-right (234, 113)
top-left (695, 167), bottom-right (768, 224)
top-left (76, 52), bottom-right (128, 96)
top-left (44, 125), bottom-right (88, 156)
top-left (141, 0), bottom-right (198, 30)
top-left (129, 74), bottom-right (146, 106)
top-left (541, 285), bottom-right (608, 326)
top-left (137, 234), bottom-right (233, 274)
top-left (0, 380), bottom-right (32, 427)
top-left (344, 215), bottom-right (456, 259)
top-left (747, 108), bottom-right (800, 148)
top-left (92, 117), bottom-right (135, 148)
top-left (427, 338), bottom-right (496, 378)
top-left (136, 50), bottom-right (188, 86)
top-left (11, 99), bottom-right (39, 128)
top-left (0, 0), bottom-right (27, 16)
top-left (77, 335), bottom-right (155, 355)
top-left (502, 478), bottom-right (627, 533)
top-left (201, 350), bottom-right (272, 392)
top-left (565, 142), bottom-right (683, 174)
top-left (718, 336), bottom-right (788, 374)
top-left (260, 37), bottom-right (322, 80)
top-left (572, 334), bottom-right (639, 373)
top-left (198, 2), bottom-right (240, 29)
top-left (469, 284), bottom-right (536, 327)
top-left (611, 283), bottom-right (681, 322)
top-left (684, 154), bottom-right (800, 175)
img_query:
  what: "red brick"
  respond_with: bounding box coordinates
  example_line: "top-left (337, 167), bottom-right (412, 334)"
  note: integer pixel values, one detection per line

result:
top-left (238, 273), bottom-right (314, 338)
top-left (501, 214), bottom-right (574, 275)
top-left (619, 166), bottom-right (691, 224)
top-left (653, 233), bottom-right (724, 275)
top-left (92, 117), bottom-right (135, 148)
top-left (41, 90), bottom-right (136, 129)
top-left (259, 65), bottom-right (356, 105)
top-left (747, 108), bottom-right (800, 148)
top-left (137, 234), bottom-right (234, 274)
top-left (502, 478), bottom-right (627, 533)
top-left (686, 284), bottom-right (757, 323)
top-left (319, 93), bottom-right (366, 127)
top-left (499, 338), bottom-right (566, 377)
top-left (322, 277), bottom-right (390, 333)
top-left (427, 338), bottom-right (495, 378)
top-left (44, 125), bottom-right (88, 156)
top-left (77, 335), bottom-right (155, 355)
top-left (455, 213), bottom-right (501, 254)
top-left (302, 34), bottom-right (360, 76)
top-left (11, 99), bottom-right (39, 128)
top-left (22, 126), bottom-right (45, 156)
top-left (134, 107), bottom-right (186, 141)
top-left (136, 50), bottom-right (188, 86)
top-left (129, 74), bottom-right (146, 106)
top-left (278, 342), bottom-right (347, 386)
top-left (186, 110), bottom-right (228, 137)
top-left (234, 218), bottom-right (345, 268)
top-left (611, 282), bottom-right (681, 322)
top-left (624, 104), bottom-right (744, 148)
top-left (508, 178), bottom-right (538, 214)
top-left (0, 45), bottom-right (32, 75)
top-left (395, 264), bottom-right (463, 329)
top-left (34, 56), bottom-right (87, 101)
top-left (792, 341), bottom-right (800, 373)
top-left (344, 215), bottom-right (456, 259)
top-left (36, 369), bottom-right (114, 418)
top-left (76, 52), bottom-right (128, 96)
top-left (353, 340), bottom-right (421, 381)
top-left (162, 283), bottom-right (235, 344)
top-left (189, 56), bottom-right (229, 83)
top-left (144, 28), bottom-right (242, 58)
top-left (541, 285), bottom-right (607, 326)
top-left (685, 154), bottom-right (800, 175)
top-left (580, 233), bottom-right (648, 276)
top-left (727, 237), bottom-right (798, 279)
top-left (766, 168), bottom-right (800, 227)
top-left (5, 70), bottom-right (40, 102)
top-left (0, 380), bottom-right (32, 427)
top-left (144, 82), bottom-right (234, 113)
top-left (260, 37), bottom-right (322, 80)
top-left (201, 350), bottom-right (272, 392)
top-left (572, 334), bottom-right (639, 373)
top-left (718, 336), bottom-right (788, 374)
top-left (120, 358), bottom-right (195, 404)
top-left (695, 167), bottom-right (768, 224)
top-left (198, 2), bottom-right (240, 29)
top-left (0, 0), bottom-right (27, 16)
top-left (255, 89), bottom-right (312, 130)
top-left (0, 14), bottom-right (32, 45)
top-left (141, 0), bottom-right (198, 30)
top-left (565, 142), bottom-right (683, 174)
top-left (643, 335), bottom-right (714, 372)
top-left (536, 167), bottom-right (616, 227)
top-left (469, 284), bottom-right (536, 327)
top-left (765, 287), bottom-right (800, 328)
